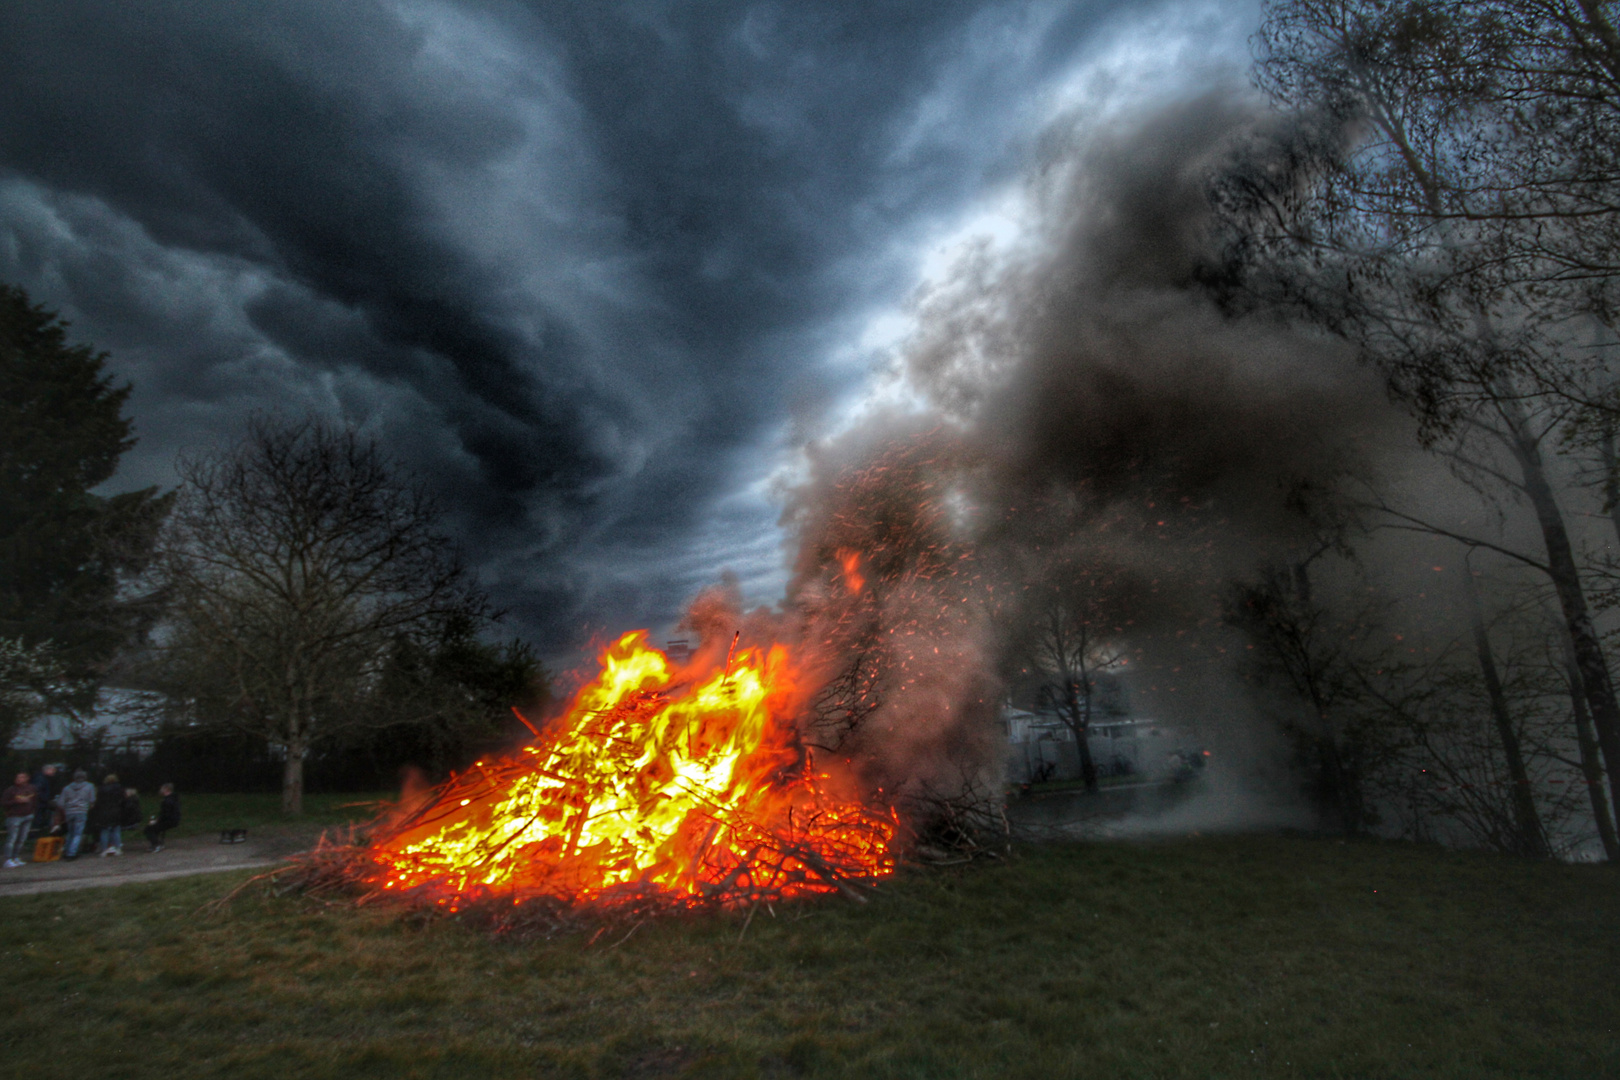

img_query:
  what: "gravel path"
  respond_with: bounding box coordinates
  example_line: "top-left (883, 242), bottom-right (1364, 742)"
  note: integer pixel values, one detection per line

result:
top-left (0, 828), bottom-right (321, 898)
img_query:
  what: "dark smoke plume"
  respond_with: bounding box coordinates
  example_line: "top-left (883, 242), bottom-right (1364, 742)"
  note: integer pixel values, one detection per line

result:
top-left (745, 87), bottom-right (1409, 803)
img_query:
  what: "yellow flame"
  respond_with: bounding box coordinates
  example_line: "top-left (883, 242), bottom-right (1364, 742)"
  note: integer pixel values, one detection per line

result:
top-left (367, 631), bottom-right (891, 903)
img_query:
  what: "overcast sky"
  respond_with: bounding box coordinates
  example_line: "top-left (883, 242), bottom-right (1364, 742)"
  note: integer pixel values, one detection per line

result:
top-left (0, 0), bottom-right (1256, 656)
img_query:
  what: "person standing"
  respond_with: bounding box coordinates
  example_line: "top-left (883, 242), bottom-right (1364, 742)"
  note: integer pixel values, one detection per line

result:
top-left (2, 772), bottom-right (39, 867)
top-left (93, 773), bottom-right (124, 856)
top-left (30, 764), bottom-right (57, 833)
top-left (57, 770), bottom-right (96, 859)
top-left (145, 784), bottom-right (179, 852)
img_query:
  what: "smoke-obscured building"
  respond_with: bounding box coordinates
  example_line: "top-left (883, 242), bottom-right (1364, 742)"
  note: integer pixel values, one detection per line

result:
top-left (9, 687), bottom-right (163, 759)
top-left (1002, 708), bottom-right (1195, 785)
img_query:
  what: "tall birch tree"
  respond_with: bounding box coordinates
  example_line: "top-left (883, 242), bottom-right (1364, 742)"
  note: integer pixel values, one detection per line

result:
top-left (1215, 0), bottom-right (1620, 855)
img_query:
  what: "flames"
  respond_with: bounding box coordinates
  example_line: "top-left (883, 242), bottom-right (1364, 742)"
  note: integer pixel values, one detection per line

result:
top-left (836, 548), bottom-right (866, 595)
top-left (356, 631), bottom-right (897, 910)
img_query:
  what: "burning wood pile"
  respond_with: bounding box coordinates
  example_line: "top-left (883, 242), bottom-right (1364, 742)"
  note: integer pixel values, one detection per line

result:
top-left (276, 631), bottom-right (899, 932)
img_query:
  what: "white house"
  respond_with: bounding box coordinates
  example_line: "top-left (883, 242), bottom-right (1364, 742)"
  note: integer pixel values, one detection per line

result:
top-left (9, 687), bottom-right (166, 758)
top-left (1003, 707), bottom-right (1183, 784)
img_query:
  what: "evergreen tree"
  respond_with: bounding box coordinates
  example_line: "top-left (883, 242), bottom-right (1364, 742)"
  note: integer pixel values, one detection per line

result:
top-left (0, 284), bottom-right (170, 744)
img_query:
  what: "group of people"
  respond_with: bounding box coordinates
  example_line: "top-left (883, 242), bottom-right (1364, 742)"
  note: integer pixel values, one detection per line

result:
top-left (1, 765), bottom-right (181, 867)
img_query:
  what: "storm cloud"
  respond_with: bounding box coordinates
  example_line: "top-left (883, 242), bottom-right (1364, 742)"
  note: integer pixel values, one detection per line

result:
top-left (0, 0), bottom-right (1242, 653)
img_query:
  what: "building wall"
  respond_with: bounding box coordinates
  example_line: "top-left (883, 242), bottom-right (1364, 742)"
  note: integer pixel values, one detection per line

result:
top-left (9, 687), bottom-right (164, 757)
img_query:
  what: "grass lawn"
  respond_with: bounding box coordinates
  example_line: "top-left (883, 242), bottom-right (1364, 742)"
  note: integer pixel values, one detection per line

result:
top-left (162, 791), bottom-right (395, 838)
top-left (1, 835), bottom-right (1614, 1079)
top-left (1023, 774), bottom-right (1153, 795)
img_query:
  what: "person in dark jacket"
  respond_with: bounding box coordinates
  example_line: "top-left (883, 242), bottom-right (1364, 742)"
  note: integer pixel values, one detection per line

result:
top-left (93, 774), bottom-right (125, 856)
top-left (30, 764), bottom-right (57, 832)
top-left (2, 773), bottom-right (38, 867)
top-left (120, 788), bottom-right (142, 836)
top-left (145, 784), bottom-right (179, 852)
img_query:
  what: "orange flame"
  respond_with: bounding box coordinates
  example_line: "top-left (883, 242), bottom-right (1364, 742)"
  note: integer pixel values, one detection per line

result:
top-left (361, 631), bottom-right (896, 907)
top-left (837, 548), bottom-right (865, 595)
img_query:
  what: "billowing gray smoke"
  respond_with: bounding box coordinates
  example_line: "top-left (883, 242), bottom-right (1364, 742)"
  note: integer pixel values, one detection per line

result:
top-left (695, 88), bottom-right (1409, 808)
top-left (913, 90), bottom-right (1396, 550)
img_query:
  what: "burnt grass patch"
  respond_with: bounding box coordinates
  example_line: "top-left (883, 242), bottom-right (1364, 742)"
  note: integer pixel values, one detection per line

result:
top-left (1, 834), bottom-right (1616, 1079)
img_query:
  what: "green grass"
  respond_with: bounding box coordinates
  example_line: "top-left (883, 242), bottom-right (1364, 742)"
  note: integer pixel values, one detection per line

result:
top-left (1022, 773), bottom-right (1152, 795)
top-left (164, 791), bottom-right (393, 837)
top-left (1, 835), bottom-right (1615, 1079)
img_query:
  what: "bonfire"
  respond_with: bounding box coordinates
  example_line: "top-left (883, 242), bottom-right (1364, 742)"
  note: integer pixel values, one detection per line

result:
top-left (280, 631), bottom-right (899, 927)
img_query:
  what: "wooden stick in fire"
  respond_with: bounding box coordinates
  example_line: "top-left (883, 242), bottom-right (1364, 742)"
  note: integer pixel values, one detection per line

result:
top-left (722, 630), bottom-right (740, 683)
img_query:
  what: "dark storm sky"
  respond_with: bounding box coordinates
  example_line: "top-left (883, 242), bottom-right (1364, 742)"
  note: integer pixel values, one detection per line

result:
top-left (0, 0), bottom-right (1253, 654)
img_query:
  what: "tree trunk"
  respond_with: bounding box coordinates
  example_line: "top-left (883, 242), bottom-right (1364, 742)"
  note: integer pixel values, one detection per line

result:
top-left (1462, 568), bottom-right (1549, 858)
top-left (1505, 405), bottom-right (1620, 834)
top-left (1598, 423), bottom-right (1620, 544)
top-left (281, 735), bottom-right (306, 816)
top-left (1075, 725), bottom-right (1099, 792)
top-left (1559, 629), bottom-right (1620, 861)
top-left (1066, 679), bottom-right (1098, 792)
top-left (1315, 730), bottom-right (1356, 834)
top-left (1293, 560), bottom-right (1355, 833)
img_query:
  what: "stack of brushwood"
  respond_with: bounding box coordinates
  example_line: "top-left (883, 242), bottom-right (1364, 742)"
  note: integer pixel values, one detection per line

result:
top-left (896, 776), bottom-right (1013, 866)
top-left (224, 768), bottom-right (900, 938)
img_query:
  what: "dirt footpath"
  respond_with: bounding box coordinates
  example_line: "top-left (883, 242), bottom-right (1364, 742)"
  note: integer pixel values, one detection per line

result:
top-left (0, 828), bottom-right (321, 898)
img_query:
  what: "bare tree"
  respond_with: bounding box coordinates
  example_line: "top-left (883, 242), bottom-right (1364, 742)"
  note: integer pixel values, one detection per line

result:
top-left (1551, 616), bottom-right (1620, 858)
top-left (1355, 586), bottom-right (1597, 859)
top-left (1431, 1), bottom-right (1620, 336)
top-left (1228, 558), bottom-right (1376, 832)
top-left (1025, 589), bottom-right (1126, 793)
top-left (1229, 547), bottom-right (1581, 853)
top-left (1214, 0), bottom-right (1620, 853)
top-left (152, 416), bottom-right (492, 814)
top-left (1461, 560), bottom-right (1551, 857)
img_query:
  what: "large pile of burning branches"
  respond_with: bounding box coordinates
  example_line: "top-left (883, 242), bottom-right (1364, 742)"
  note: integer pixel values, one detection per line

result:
top-left (279, 631), bottom-right (900, 928)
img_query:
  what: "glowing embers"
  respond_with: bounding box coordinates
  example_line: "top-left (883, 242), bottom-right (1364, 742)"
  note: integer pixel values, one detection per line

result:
top-left (837, 549), bottom-right (866, 595)
top-left (361, 631), bottom-right (896, 909)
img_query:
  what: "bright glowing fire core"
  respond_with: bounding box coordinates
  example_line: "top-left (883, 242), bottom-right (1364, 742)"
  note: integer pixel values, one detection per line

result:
top-left (360, 632), bottom-right (897, 908)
